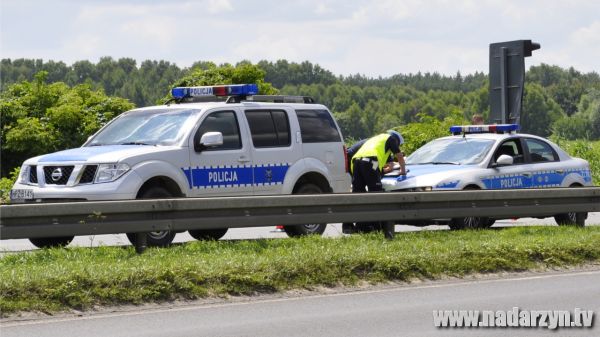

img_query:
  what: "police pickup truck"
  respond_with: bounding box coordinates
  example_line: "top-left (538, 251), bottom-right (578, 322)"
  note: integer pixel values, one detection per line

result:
top-left (11, 84), bottom-right (351, 247)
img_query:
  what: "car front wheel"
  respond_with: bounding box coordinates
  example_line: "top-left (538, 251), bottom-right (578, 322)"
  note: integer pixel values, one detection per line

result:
top-left (449, 186), bottom-right (491, 230)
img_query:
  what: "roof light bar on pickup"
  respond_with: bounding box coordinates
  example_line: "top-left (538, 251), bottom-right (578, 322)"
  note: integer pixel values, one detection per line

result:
top-left (449, 124), bottom-right (519, 135)
top-left (171, 84), bottom-right (259, 99)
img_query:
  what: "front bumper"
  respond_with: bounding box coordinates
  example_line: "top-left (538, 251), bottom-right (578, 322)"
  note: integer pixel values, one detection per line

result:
top-left (10, 171), bottom-right (143, 202)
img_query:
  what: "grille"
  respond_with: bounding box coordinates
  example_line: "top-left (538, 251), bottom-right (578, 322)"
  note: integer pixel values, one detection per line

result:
top-left (29, 165), bottom-right (38, 184)
top-left (43, 166), bottom-right (74, 185)
top-left (79, 165), bottom-right (98, 184)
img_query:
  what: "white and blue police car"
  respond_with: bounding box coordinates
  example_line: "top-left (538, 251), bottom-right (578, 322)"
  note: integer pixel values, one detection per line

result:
top-left (382, 124), bottom-right (593, 228)
top-left (11, 84), bottom-right (351, 247)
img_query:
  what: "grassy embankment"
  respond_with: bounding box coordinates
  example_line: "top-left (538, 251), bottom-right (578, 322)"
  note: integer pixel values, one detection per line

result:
top-left (2, 226), bottom-right (600, 316)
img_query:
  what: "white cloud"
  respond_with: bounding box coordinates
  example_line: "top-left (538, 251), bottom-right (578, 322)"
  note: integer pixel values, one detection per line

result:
top-left (571, 21), bottom-right (600, 46)
top-left (206, 0), bottom-right (233, 14)
top-left (2, 0), bottom-right (599, 76)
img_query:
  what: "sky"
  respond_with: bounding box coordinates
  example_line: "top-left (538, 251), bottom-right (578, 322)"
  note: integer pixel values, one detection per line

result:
top-left (1, 0), bottom-right (599, 77)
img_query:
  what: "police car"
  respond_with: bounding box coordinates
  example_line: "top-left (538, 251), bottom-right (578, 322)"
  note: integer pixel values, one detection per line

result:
top-left (11, 84), bottom-right (351, 247)
top-left (382, 124), bottom-right (593, 228)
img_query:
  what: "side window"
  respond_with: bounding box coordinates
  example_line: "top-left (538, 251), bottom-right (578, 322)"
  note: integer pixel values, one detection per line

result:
top-left (194, 111), bottom-right (241, 150)
top-left (494, 139), bottom-right (524, 164)
top-left (245, 110), bottom-right (290, 148)
top-left (296, 109), bottom-right (341, 143)
top-left (525, 138), bottom-right (558, 163)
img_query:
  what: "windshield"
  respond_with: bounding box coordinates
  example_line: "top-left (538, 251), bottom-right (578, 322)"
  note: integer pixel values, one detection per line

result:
top-left (87, 108), bottom-right (198, 146)
top-left (406, 137), bottom-right (495, 165)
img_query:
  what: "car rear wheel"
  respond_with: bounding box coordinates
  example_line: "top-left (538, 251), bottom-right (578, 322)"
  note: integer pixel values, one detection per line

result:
top-left (450, 186), bottom-right (491, 230)
top-left (554, 212), bottom-right (586, 227)
top-left (29, 236), bottom-right (74, 249)
top-left (554, 184), bottom-right (587, 227)
top-left (188, 228), bottom-right (228, 241)
top-left (126, 186), bottom-right (176, 247)
top-left (283, 183), bottom-right (327, 237)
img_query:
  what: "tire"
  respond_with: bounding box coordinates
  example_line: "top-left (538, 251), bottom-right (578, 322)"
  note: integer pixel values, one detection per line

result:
top-left (283, 183), bottom-right (327, 237)
top-left (554, 184), bottom-right (587, 227)
top-left (29, 236), bottom-right (74, 248)
top-left (126, 186), bottom-right (176, 247)
top-left (554, 212), bottom-right (586, 227)
top-left (189, 228), bottom-right (228, 241)
top-left (450, 186), bottom-right (491, 230)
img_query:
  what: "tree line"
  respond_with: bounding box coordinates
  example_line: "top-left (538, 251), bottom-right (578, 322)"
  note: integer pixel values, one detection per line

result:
top-left (1, 58), bottom-right (600, 179)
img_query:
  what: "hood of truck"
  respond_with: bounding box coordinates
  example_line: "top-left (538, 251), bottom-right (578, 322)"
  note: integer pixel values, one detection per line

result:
top-left (34, 145), bottom-right (178, 164)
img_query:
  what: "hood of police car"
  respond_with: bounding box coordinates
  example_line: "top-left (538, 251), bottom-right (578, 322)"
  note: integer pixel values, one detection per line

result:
top-left (381, 164), bottom-right (480, 191)
top-left (31, 145), bottom-right (179, 164)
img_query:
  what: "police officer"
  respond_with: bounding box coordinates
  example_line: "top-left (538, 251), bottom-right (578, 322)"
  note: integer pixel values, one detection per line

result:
top-left (346, 130), bottom-right (406, 238)
top-left (351, 130), bottom-right (405, 193)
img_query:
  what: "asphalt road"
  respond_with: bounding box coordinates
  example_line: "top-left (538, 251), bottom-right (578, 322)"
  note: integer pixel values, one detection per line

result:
top-left (1, 213), bottom-right (599, 252)
top-left (2, 270), bottom-right (599, 337)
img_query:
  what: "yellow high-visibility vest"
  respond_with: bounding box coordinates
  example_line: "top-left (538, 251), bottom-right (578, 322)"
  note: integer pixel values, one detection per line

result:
top-left (351, 133), bottom-right (391, 173)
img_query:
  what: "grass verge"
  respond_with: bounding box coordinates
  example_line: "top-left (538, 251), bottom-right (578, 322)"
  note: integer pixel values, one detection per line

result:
top-left (1, 226), bottom-right (600, 316)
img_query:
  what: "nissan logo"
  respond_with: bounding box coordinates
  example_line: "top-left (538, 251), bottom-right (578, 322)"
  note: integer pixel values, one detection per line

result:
top-left (51, 168), bottom-right (63, 181)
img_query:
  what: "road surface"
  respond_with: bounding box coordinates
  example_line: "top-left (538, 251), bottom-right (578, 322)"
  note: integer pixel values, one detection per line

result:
top-left (1, 213), bottom-right (599, 252)
top-left (2, 269), bottom-right (599, 337)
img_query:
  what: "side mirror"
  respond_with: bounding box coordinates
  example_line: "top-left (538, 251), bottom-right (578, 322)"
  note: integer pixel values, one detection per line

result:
top-left (195, 132), bottom-right (223, 152)
top-left (493, 154), bottom-right (514, 167)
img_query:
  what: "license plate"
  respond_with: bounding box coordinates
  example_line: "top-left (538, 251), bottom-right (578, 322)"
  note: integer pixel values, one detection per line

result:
top-left (10, 189), bottom-right (34, 202)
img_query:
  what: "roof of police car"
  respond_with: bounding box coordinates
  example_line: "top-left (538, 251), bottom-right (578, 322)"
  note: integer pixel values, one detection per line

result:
top-left (132, 100), bottom-right (329, 112)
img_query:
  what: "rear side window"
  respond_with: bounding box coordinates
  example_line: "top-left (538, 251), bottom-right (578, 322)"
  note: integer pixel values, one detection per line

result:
top-left (295, 109), bottom-right (341, 143)
top-left (245, 110), bottom-right (291, 148)
top-left (525, 138), bottom-right (558, 162)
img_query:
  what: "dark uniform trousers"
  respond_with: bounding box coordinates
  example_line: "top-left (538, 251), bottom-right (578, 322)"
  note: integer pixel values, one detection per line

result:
top-left (352, 157), bottom-right (383, 193)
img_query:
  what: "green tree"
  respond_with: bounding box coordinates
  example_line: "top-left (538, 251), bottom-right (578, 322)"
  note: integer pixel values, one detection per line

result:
top-left (0, 72), bottom-right (134, 176)
top-left (172, 62), bottom-right (277, 96)
top-left (520, 83), bottom-right (564, 137)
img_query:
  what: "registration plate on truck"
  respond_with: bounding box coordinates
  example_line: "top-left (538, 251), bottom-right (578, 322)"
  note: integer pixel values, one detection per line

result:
top-left (9, 189), bottom-right (34, 202)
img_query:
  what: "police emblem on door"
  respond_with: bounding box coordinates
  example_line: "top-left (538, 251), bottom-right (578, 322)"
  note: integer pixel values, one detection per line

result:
top-left (265, 169), bottom-right (273, 183)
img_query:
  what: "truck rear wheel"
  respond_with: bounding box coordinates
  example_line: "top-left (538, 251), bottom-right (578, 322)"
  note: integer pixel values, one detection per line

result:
top-left (284, 183), bottom-right (327, 237)
top-left (189, 228), bottom-right (228, 241)
top-left (29, 236), bottom-right (74, 249)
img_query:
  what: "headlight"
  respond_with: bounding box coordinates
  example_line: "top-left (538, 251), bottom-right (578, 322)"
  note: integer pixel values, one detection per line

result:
top-left (17, 165), bottom-right (30, 184)
top-left (95, 163), bottom-right (130, 183)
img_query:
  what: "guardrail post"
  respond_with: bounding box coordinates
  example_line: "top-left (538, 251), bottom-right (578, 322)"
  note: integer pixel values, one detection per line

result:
top-left (135, 233), bottom-right (147, 254)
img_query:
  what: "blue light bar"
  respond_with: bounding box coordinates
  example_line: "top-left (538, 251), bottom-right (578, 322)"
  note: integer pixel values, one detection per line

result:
top-left (171, 84), bottom-right (259, 99)
top-left (450, 124), bottom-right (519, 134)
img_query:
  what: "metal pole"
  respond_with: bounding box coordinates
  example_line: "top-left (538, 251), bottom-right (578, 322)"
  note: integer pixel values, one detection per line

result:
top-left (500, 47), bottom-right (508, 124)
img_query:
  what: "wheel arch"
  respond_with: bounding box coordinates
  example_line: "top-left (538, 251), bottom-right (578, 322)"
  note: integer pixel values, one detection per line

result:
top-left (137, 176), bottom-right (184, 198)
top-left (292, 172), bottom-right (332, 193)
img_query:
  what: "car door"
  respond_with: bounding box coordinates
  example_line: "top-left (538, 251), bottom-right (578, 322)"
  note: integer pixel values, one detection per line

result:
top-left (186, 109), bottom-right (254, 197)
top-left (522, 137), bottom-right (564, 188)
top-left (243, 108), bottom-right (297, 195)
top-left (482, 138), bottom-right (533, 189)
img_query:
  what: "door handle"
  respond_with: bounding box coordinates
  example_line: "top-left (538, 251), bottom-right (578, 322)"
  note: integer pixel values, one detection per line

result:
top-left (238, 156), bottom-right (251, 163)
top-left (555, 169), bottom-right (564, 174)
top-left (522, 172), bottom-right (532, 178)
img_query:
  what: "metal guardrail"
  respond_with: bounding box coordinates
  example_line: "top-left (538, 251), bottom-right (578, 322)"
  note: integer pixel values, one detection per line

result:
top-left (1, 188), bottom-right (599, 242)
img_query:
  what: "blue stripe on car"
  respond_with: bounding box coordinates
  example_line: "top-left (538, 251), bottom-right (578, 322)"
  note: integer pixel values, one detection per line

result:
top-left (182, 164), bottom-right (289, 189)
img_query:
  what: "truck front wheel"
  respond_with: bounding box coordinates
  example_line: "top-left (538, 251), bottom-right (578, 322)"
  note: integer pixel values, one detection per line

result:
top-left (126, 186), bottom-right (176, 247)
